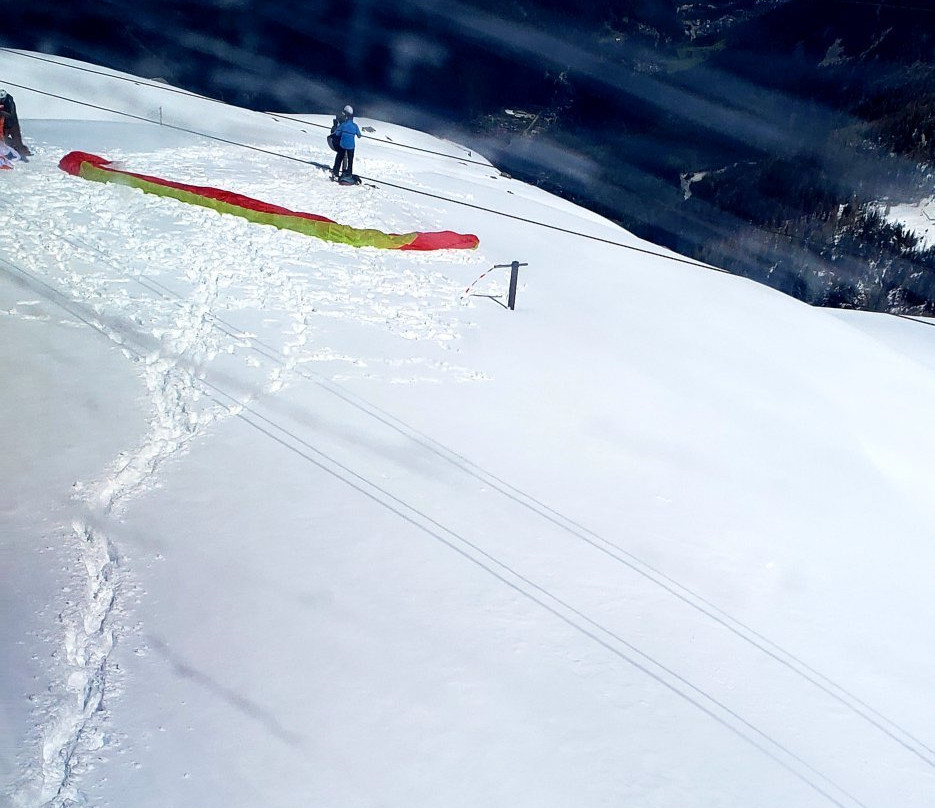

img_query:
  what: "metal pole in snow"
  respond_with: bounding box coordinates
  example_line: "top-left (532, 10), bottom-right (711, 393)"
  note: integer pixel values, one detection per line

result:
top-left (507, 260), bottom-right (527, 310)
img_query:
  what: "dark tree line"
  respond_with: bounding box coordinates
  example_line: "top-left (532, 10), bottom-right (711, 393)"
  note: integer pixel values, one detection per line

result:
top-left (691, 161), bottom-right (935, 314)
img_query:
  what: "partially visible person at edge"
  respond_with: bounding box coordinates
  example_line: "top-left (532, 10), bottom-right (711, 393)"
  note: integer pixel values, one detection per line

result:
top-left (0, 103), bottom-right (22, 169)
top-left (331, 104), bottom-right (361, 178)
top-left (0, 89), bottom-right (31, 158)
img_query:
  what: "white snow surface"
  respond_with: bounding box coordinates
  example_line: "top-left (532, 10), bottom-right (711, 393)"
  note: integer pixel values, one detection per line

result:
top-left (2, 49), bottom-right (935, 808)
top-left (885, 197), bottom-right (935, 250)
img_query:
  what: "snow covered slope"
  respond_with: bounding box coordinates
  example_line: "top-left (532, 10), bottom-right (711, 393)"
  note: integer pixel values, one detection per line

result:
top-left (2, 49), bottom-right (935, 808)
top-left (885, 197), bottom-right (935, 251)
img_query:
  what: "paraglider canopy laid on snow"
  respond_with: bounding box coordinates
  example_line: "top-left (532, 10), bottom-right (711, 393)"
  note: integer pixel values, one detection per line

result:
top-left (58, 152), bottom-right (479, 251)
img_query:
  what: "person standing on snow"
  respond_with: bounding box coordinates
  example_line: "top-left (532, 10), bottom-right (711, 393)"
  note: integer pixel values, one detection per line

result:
top-left (0, 90), bottom-right (31, 158)
top-left (331, 104), bottom-right (361, 179)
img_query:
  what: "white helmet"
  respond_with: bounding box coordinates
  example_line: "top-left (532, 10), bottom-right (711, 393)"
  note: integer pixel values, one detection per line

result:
top-left (343, 105), bottom-right (353, 115)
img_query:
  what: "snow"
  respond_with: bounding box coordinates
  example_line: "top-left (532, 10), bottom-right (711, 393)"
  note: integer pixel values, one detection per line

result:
top-left (885, 198), bottom-right (935, 250)
top-left (2, 49), bottom-right (935, 808)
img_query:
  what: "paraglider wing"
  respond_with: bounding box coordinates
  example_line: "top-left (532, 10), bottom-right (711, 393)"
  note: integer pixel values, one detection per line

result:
top-left (58, 152), bottom-right (479, 251)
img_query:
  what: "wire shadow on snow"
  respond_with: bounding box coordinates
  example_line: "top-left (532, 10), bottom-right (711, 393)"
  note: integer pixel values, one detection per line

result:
top-left (147, 636), bottom-right (304, 747)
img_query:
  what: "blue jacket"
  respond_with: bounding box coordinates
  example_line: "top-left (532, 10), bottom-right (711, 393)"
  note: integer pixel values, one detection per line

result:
top-left (336, 117), bottom-right (361, 150)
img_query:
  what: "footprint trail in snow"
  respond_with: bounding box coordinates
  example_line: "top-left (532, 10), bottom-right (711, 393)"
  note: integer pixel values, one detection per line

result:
top-left (0, 139), bottom-right (488, 806)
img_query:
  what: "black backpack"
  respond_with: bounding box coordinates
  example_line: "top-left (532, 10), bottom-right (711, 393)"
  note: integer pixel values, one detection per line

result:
top-left (327, 117), bottom-right (341, 151)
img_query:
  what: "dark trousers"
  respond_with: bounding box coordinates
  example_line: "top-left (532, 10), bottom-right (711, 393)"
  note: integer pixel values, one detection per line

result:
top-left (3, 117), bottom-right (29, 155)
top-left (332, 146), bottom-right (354, 176)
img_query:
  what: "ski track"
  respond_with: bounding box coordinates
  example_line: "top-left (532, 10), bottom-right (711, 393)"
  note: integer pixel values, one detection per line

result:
top-left (0, 141), bottom-right (487, 806)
